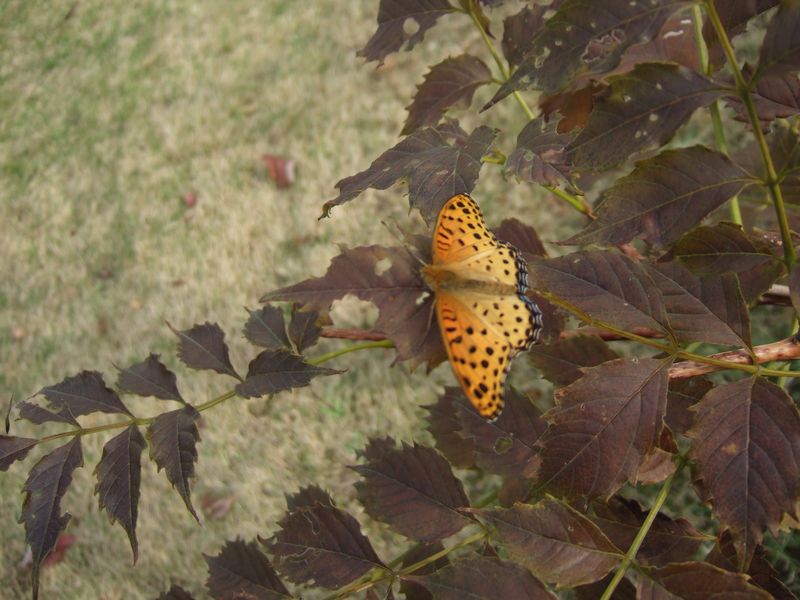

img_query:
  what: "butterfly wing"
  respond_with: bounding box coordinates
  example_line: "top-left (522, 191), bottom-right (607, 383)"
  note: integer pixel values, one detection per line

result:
top-left (436, 290), bottom-right (540, 419)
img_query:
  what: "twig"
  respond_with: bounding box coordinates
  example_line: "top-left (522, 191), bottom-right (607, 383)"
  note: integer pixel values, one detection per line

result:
top-left (669, 336), bottom-right (800, 380)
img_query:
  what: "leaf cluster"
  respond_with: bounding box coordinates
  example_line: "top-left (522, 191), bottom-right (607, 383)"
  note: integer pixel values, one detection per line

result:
top-left (4, 0), bottom-right (800, 598)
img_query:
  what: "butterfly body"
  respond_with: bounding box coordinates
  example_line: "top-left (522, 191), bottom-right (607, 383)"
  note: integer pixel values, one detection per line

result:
top-left (424, 194), bottom-right (542, 420)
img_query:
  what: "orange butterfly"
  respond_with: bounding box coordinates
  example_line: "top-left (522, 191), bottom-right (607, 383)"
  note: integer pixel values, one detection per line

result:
top-left (421, 194), bottom-right (542, 420)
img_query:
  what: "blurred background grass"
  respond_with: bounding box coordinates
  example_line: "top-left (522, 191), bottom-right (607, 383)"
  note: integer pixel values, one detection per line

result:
top-left (0, 1), bottom-right (565, 598)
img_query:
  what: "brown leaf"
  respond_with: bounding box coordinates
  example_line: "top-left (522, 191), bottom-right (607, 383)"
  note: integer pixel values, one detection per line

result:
top-left (536, 358), bottom-right (671, 499)
top-left (204, 538), bottom-right (292, 599)
top-left (486, 0), bottom-right (692, 105)
top-left (528, 250), bottom-right (668, 335)
top-left (566, 64), bottom-right (724, 170)
top-left (527, 334), bottom-right (619, 387)
top-left (116, 353), bottom-right (184, 403)
top-left (591, 497), bottom-right (709, 566)
top-left (425, 387), bottom-right (477, 469)
top-left (505, 117), bottom-right (575, 187)
top-left (262, 154), bottom-right (295, 188)
top-left (263, 245), bottom-right (445, 368)
top-left (638, 561), bottom-right (773, 599)
top-left (472, 498), bottom-right (622, 587)
top-left (244, 306), bottom-right (290, 351)
top-left (169, 321), bottom-right (241, 381)
top-left (565, 146), bottom-right (753, 248)
top-left (266, 498), bottom-right (386, 589)
top-left (398, 542), bottom-right (448, 600)
top-left (671, 222), bottom-right (785, 303)
top-left (703, 0), bottom-right (779, 69)
top-left (756, 1), bottom-right (800, 78)
top-left (403, 55), bottom-right (492, 134)
top-left (687, 377), bottom-right (800, 568)
top-left (287, 306), bottom-right (321, 352)
top-left (492, 218), bottom-right (547, 260)
top-left (665, 377), bottom-right (712, 435)
top-left (37, 370), bottom-right (132, 418)
top-left (359, 0), bottom-right (458, 65)
top-left (352, 438), bottom-right (472, 542)
top-left (16, 400), bottom-right (79, 427)
top-left (0, 435), bottom-right (37, 471)
top-left (235, 349), bottom-right (341, 399)
top-left (405, 555), bottom-right (556, 599)
top-left (501, 4), bottom-right (547, 68)
top-left (323, 122), bottom-right (496, 226)
top-left (728, 66), bottom-right (800, 127)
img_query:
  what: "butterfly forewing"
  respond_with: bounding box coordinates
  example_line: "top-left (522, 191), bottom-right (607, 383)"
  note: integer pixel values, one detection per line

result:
top-left (429, 194), bottom-right (542, 420)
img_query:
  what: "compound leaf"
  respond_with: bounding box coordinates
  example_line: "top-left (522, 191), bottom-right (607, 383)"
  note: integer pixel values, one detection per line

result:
top-left (147, 405), bottom-right (201, 522)
top-left (638, 562), bottom-right (773, 599)
top-left (266, 499), bottom-right (386, 588)
top-left (403, 54), bottom-right (492, 134)
top-left (37, 370), bottom-right (132, 418)
top-left (205, 538), bottom-right (292, 600)
top-left (353, 438), bottom-right (472, 542)
top-left (20, 438), bottom-right (83, 600)
top-left (565, 146), bottom-right (753, 247)
top-left (235, 349), bottom-right (341, 399)
top-left (94, 425), bottom-right (146, 562)
top-left (116, 354), bottom-right (184, 403)
top-left (405, 555), bottom-right (556, 600)
top-left (472, 498), bottom-right (621, 587)
top-left (169, 321), bottom-right (241, 381)
top-left (536, 358), bottom-right (671, 499)
top-left (687, 377), bottom-right (800, 568)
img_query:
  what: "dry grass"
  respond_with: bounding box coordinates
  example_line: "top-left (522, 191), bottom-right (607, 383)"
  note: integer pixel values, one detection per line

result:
top-left (0, 1), bottom-right (561, 598)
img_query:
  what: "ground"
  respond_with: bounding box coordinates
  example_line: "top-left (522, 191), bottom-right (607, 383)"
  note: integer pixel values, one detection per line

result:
top-left (0, 1), bottom-right (563, 598)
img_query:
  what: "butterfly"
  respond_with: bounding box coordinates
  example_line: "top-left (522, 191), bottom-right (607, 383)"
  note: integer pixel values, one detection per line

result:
top-left (421, 194), bottom-right (542, 420)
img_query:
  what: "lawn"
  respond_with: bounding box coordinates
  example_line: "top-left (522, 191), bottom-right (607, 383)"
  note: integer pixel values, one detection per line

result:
top-left (0, 1), bottom-right (560, 598)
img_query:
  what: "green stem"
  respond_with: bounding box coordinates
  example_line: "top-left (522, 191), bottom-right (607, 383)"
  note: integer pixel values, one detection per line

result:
top-left (36, 340), bottom-right (394, 446)
top-left (705, 0), bottom-right (795, 267)
top-left (692, 4), bottom-right (742, 225)
top-left (465, 1), bottom-right (591, 215)
top-left (600, 457), bottom-right (685, 600)
top-left (538, 290), bottom-right (800, 377)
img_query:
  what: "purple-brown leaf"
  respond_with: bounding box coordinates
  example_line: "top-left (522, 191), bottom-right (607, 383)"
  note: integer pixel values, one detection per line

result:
top-left (638, 562), bottom-right (773, 599)
top-left (487, 0), bottom-right (692, 104)
top-left (244, 305), bottom-right (290, 350)
top-left (566, 64), bottom-right (724, 170)
top-left (287, 306), bottom-right (321, 352)
top-left (671, 222), bottom-right (785, 303)
top-left (359, 0), bottom-right (458, 65)
top-left (666, 377), bottom-right (712, 436)
top-left (323, 122), bottom-right (496, 226)
top-left (0, 435), bottom-right (37, 471)
top-left (353, 438), bottom-right (472, 542)
top-left (235, 349), bottom-right (341, 399)
top-left (405, 555), bottom-right (556, 600)
top-left (17, 400), bottom-right (79, 427)
top-left (147, 405), bottom-right (201, 522)
top-left (528, 334), bottom-right (619, 387)
top-left (116, 354), bottom-right (184, 403)
top-left (266, 500), bottom-right (386, 588)
top-left (20, 438), bottom-right (83, 600)
top-left (94, 425), bottom-right (145, 563)
top-left (501, 4), bottom-right (547, 68)
top-left (403, 55), bottom-right (492, 135)
top-left (536, 358), bottom-right (671, 499)
top-left (646, 262), bottom-right (750, 347)
top-left (565, 146), bottom-right (753, 247)
top-left (205, 538), bottom-right (292, 600)
top-left (263, 245), bottom-right (445, 368)
top-left (158, 585), bottom-right (197, 600)
top-left (528, 250), bottom-right (668, 335)
top-left (505, 117), bottom-right (575, 187)
top-left (756, 0), bottom-right (800, 78)
top-left (398, 541), bottom-right (449, 600)
top-left (425, 387), bottom-right (477, 468)
top-left (703, 0), bottom-right (779, 68)
top-left (169, 321), bottom-right (241, 380)
top-left (590, 497), bottom-right (709, 566)
top-left (492, 218), bottom-right (547, 260)
top-left (472, 498), bottom-right (622, 587)
top-left (687, 377), bottom-right (800, 568)
top-left (37, 370), bottom-right (132, 418)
